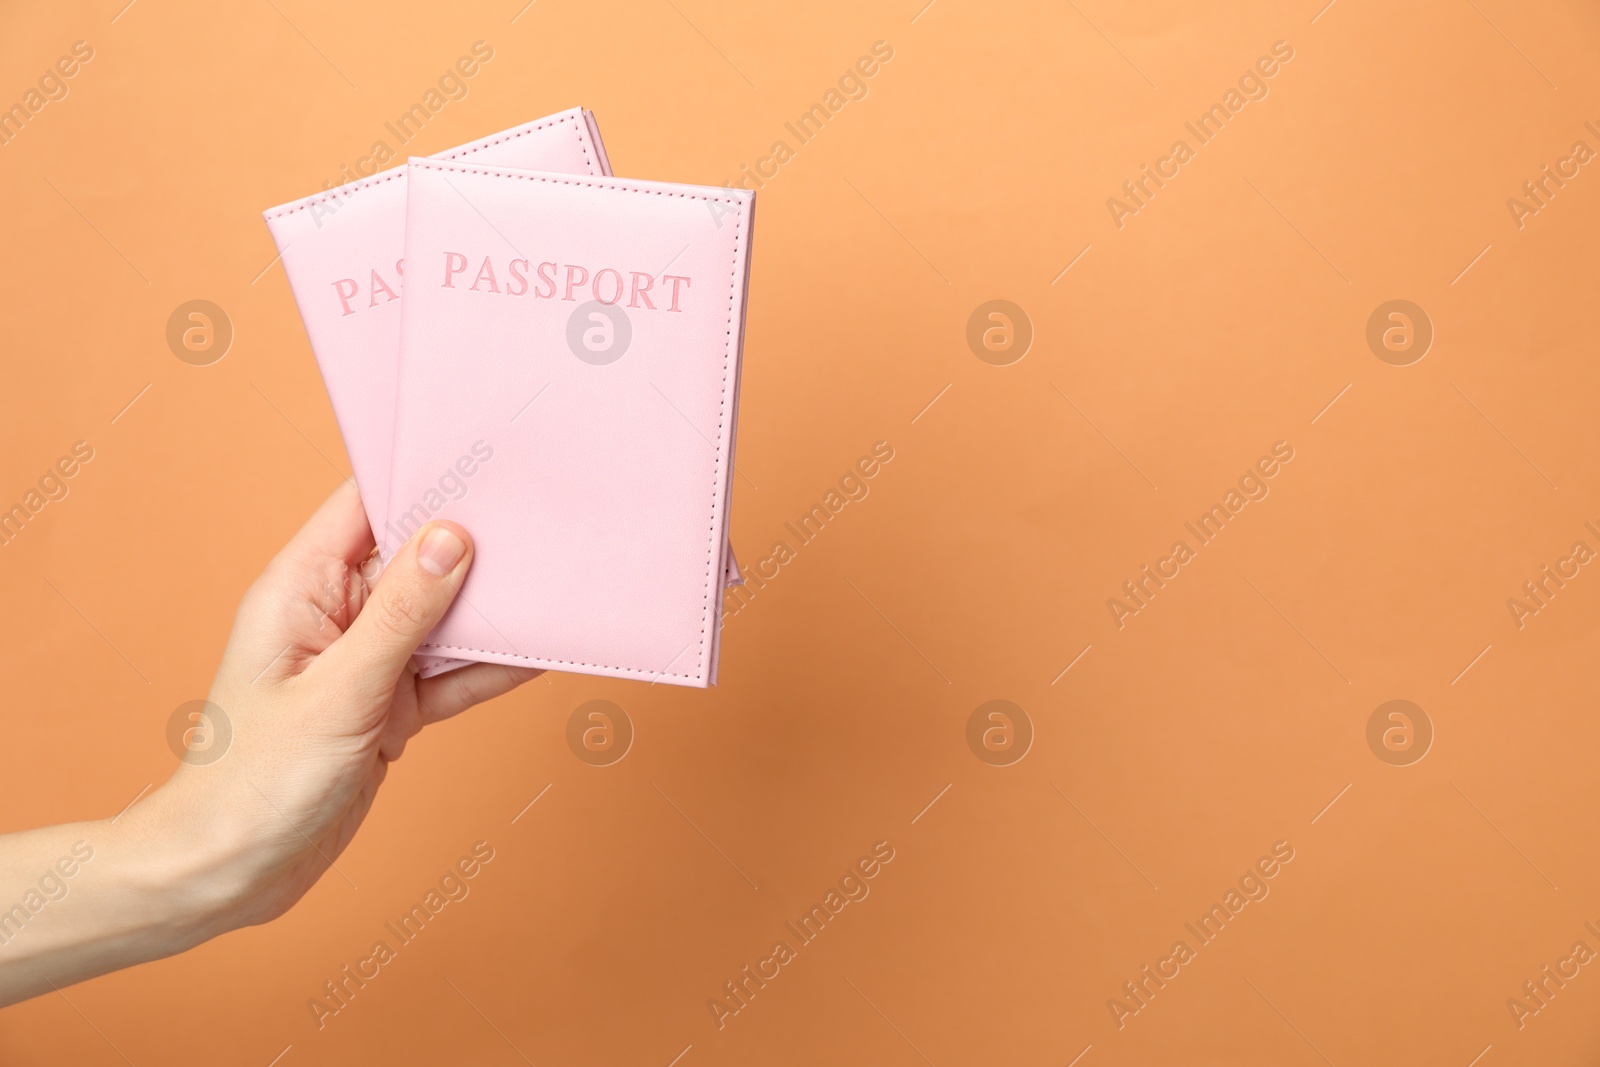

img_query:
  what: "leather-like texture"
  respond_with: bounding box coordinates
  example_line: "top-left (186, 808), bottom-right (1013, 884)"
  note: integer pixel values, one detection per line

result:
top-left (262, 112), bottom-right (606, 676)
top-left (262, 111), bottom-right (738, 678)
top-left (390, 159), bottom-right (754, 687)
top-left (262, 110), bottom-right (609, 557)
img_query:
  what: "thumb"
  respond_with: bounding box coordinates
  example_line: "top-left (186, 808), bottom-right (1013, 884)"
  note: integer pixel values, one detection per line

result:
top-left (324, 521), bottom-right (473, 682)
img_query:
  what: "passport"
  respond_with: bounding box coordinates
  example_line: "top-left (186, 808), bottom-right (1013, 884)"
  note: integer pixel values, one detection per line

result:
top-left (262, 109), bottom-right (611, 558)
top-left (264, 110), bottom-right (739, 678)
top-left (388, 158), bottom-right (754, 686)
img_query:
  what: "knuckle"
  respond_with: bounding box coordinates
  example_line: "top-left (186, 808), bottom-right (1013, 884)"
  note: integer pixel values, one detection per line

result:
top-left (374, 580), bottom-right (429, 639)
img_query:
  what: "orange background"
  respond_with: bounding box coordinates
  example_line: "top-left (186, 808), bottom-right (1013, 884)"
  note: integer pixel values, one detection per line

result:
top-left (2, 0), bottom-right (1599, 1063)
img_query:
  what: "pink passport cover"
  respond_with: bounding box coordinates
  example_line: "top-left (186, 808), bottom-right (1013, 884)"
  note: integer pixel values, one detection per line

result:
top-left (389, 159), bottom-right (754, 687)
top-left (262, 109), bottom-right (609, 557)
top-left (261, 111), bottom-right (738, 677)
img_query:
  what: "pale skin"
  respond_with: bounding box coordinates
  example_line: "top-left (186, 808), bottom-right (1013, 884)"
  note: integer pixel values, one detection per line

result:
top-left (0, 483), bottom-right (538, 1007)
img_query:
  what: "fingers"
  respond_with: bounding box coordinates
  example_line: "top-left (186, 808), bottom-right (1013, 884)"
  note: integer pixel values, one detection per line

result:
top-left (418, 662), bottom-right (543, 727)
top-left (274, 479), bottom-right (377, 573)
top-left (318, 521), bottom-right (473, 686)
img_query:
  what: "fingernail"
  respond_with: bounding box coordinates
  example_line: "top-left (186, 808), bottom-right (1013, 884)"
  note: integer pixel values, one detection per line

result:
top-left (417, 526), bottom-right (467, 576)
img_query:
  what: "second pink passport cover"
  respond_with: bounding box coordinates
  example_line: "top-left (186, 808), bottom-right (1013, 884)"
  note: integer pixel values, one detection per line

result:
top-left (262, 109), bottom-right (610, 557)
top-left (262, 110), bottom-right (610, 676)
top-left (262, 110), bottom-right (739, 677)
top-left (390, 160), bottom-right (755, 687)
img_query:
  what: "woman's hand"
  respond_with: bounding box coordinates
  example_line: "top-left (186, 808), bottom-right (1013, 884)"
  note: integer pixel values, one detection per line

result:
top-left (0, 482), bottom-right (538, 1006)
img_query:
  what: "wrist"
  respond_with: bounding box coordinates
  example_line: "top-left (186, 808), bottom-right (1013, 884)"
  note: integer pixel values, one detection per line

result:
top-left (112, 783), bottom-right (259, 950)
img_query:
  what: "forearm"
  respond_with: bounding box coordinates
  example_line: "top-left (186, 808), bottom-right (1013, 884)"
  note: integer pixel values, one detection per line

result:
top-left (0, 496), bottom-right (517, 1007)
top-left (0, 790), bottom-right (238, 1007)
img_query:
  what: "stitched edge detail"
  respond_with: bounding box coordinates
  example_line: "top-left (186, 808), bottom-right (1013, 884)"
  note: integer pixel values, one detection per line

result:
top-left (263, 112), bottom-right (585, 221)
top-left (443, 111), bottom-right (595, 177)
top-left (408, 159), bottom-right (746, 205)
top-left (413, 644), bottom-right (710, 681)
top-left (407, 159), bottom-right (748, 680)
top-left (263, 169), bottom-right (408, 221)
